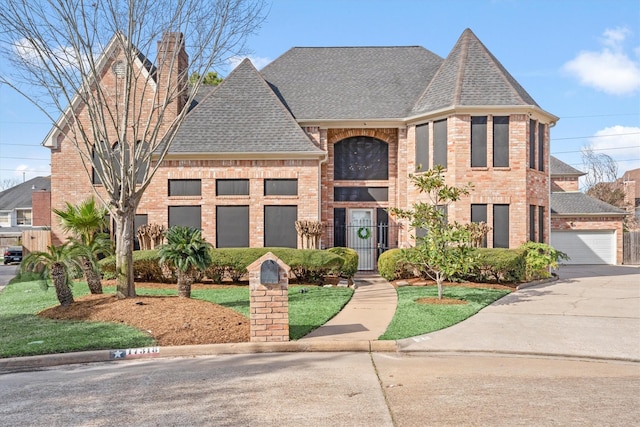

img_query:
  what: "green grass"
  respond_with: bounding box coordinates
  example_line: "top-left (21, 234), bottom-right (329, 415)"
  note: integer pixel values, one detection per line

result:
top-left (379, 285), bottom-right (510, 340)
top-left (0, 281), bottom-right (353, 358)
top-left (0, 281), bottom-right (154, 358)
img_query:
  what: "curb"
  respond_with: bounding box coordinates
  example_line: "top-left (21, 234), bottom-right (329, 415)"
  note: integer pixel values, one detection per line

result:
top-left (0, 340), bottom-right (399, 374)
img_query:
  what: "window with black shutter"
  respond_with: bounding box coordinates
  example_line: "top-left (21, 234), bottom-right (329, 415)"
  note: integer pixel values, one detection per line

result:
top-left (169, 179), bottom-right (201, 196)
top-left (216, 206), bottom-right (249, 247)
top-left (433, 119), bottom-right (448, 168)
top-left (415, 123), bottom-right (429, 171)
top-left (168, 206), bottom-right (201, 230)
top-left (264, 206), bottom-right (297, 248)
top-left (334, 137), bottom-right (388, 180)
top-left (493, 116), bottom-right (509, 167)
top-left (493, 204), bottom-right (510, 248)
top-left (471, 116), bottom-right (487, 167)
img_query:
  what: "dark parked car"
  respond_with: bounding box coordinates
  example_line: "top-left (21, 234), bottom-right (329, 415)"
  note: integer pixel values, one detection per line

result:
top-left (3, 246), bottom-right (22, 265)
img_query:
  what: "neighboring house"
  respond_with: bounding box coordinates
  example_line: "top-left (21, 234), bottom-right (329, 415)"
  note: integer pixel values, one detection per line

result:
top-left (549, 157), bottom-right (626, 264)
top-left (44, 28), bottom-right (558, 270)
top-left (0, 176), bottom-right (51, 252)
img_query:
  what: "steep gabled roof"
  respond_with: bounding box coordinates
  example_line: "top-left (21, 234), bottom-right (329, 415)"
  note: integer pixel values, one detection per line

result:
top-left (412, 28), bottom-right (539, 114)
top-left (551, 192), bottom-right (627, 216)
top-left (169, 59), bottom-right (323, 155)
top-left (0, 176), bottom-right (50, 211)
top-left (260, 46), bottom-right (443, 120)
top-left (42, 32), bottom-right (157, 148)
top-left (550, 156), bottom-right (585, 177)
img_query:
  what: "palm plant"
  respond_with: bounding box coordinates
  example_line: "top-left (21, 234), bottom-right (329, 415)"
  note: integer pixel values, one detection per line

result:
top-left (158, 226), bottom-right (212, 298)
top-left (53, 197), bottom-right (111, 294)
top-left (21, 243), bottom-right (83, 307)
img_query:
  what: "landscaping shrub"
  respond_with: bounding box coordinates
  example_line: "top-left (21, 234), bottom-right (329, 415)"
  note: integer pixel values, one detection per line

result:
top-left (519, 241), bottom-right (569, 281)
top-left (467, 248), bottom-right (526, 283)
top-left (326, 247), bottom-right (358, 278)
top-left (99, 250), bottom-right (174, 282)
top-left (377, 248), bottom-right (414, 281)
top-left (101, 247), bottom-right (346, 284)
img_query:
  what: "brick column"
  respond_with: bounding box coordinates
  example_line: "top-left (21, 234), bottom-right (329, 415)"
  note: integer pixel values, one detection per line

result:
top-left (247, 252), bottom-right (290, 342)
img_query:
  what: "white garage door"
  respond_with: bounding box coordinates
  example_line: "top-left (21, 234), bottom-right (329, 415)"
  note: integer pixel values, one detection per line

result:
top-left (550, 230), bottom-right (615, 264)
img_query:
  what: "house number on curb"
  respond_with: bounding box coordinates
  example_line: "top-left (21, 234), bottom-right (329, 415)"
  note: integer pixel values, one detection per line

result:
top-left (110, 347), bottom-right (160, 359)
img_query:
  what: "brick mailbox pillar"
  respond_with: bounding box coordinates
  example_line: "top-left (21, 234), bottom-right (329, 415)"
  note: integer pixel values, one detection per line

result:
top-left (247, 252), bottom-right (290, 342)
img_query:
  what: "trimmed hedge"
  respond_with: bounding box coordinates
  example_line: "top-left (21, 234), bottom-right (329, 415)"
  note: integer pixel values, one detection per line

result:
top-left (326, 247), bottom-right (358, 279)
top-left (99, 247), bottom-right (345, 284)
top-left (465, 248), bottom-right (526, 283)
top-left (378, 248), bottom-right (414, 281)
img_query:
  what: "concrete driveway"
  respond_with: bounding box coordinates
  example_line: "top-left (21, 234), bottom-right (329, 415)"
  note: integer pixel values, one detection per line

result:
top-left (398, 265), bottom-right (640, 361)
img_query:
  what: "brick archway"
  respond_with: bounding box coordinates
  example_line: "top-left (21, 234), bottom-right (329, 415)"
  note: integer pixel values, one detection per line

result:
top-left (327, 128), bottom-right (397, 145)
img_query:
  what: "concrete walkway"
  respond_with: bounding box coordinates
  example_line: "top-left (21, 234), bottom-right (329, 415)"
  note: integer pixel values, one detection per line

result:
top-left (300, 273), bottom-right (398, 341)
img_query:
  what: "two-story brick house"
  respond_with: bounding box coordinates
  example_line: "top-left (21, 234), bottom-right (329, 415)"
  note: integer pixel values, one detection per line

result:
top-left (45, 28), bottom-right (558, 270)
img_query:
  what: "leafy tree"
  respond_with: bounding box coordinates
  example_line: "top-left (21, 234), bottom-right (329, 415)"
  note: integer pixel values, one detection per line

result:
top-left (158, 226), bottom-right (212, 298)
top-left (0, 0), bottom-right (266, 298)
top-left (21, 243), bottom-right (83, 307)
top-left (52, 198), bottom-right (112, 294)
top-left (189, 71), bottom-right (223, 86)
top-left (389, 165), bottom-right (475, 299)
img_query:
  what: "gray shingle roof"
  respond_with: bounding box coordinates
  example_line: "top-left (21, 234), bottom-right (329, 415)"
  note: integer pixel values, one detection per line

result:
top-left (413, 29), bottom-right (539, 114)
top-left (169, 59), bottom-right (323, 154)
top-left (550, 156), bottom-right (585, 176)
top-left (260, 46), bottom-right (444, 120)
top-left (550, 192), bottom-right (627, 215)
top-left (0, 176), bottom-right (50, 211)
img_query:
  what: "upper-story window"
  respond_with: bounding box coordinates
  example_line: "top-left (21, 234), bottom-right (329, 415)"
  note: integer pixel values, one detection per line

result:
top-left (264, 179), bottom-right (298, 196)
top-left (216, 179), bottom-right (249, 196)
top-left (415, 123), bottom-right (429, 171)
top-left (538, 123), bottom-right (545, 172)
top-left (169, 179), bottom-right (201, 196)
top-left (16, 209), bottom-right (32, 226)
top-left (493, 116), bottom-right (509, 167)
top-left (529, 119), bottom-right (536, 169)
top-left (471, 116), bottom-right (487, 167)
top-left (433, 119), bottom-right (447, 168)
top-left (334, 136), bottom-right (388, 180)
top-left (0, 211), bottom-right (11, 227)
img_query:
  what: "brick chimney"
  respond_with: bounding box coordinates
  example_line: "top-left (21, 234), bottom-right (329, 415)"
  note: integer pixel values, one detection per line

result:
top-left (32, 189), bottom-right (51, 227)
top-left (156, 32), bottom-right (189, 120)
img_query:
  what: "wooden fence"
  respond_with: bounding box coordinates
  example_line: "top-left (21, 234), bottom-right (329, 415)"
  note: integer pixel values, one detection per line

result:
top-left (21, 229), bottom-right (51, 256)
top-left (623, 231), bottom-right (640, 265)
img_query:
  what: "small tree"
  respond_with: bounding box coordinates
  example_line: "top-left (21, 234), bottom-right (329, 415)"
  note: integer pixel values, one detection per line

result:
top-left (389, 166), bottom-right (476, 299)
top-left (21, 243), bottom-right (83, 307)
top-left (158, 226), bottom-right (212, 298)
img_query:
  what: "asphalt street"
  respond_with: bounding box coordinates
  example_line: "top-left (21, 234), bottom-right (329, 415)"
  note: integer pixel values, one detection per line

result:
top-left (1, 352), bottom-right (638, 426)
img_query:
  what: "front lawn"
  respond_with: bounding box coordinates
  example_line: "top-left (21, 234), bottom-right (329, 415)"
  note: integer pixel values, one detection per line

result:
top-left (379, 285), bottom-right (510, 340)
top-left (0, 281), bottom-right (353, 358)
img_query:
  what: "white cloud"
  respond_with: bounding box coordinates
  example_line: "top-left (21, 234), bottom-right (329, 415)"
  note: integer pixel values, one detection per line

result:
top-left (588, 125), bottom-right (640, 173)
top-left (228, 55), bottom-right (272, 71)
top-left (563, 27), bottom-right (640, 95)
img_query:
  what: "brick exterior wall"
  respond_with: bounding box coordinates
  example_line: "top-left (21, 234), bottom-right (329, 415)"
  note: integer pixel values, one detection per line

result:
top-left (31, 190), bottom-right (51, 227)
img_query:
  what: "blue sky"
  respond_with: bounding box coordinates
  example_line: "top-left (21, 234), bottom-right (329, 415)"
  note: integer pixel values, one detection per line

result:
top-left (1, 0), bottom-right (639, 187)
